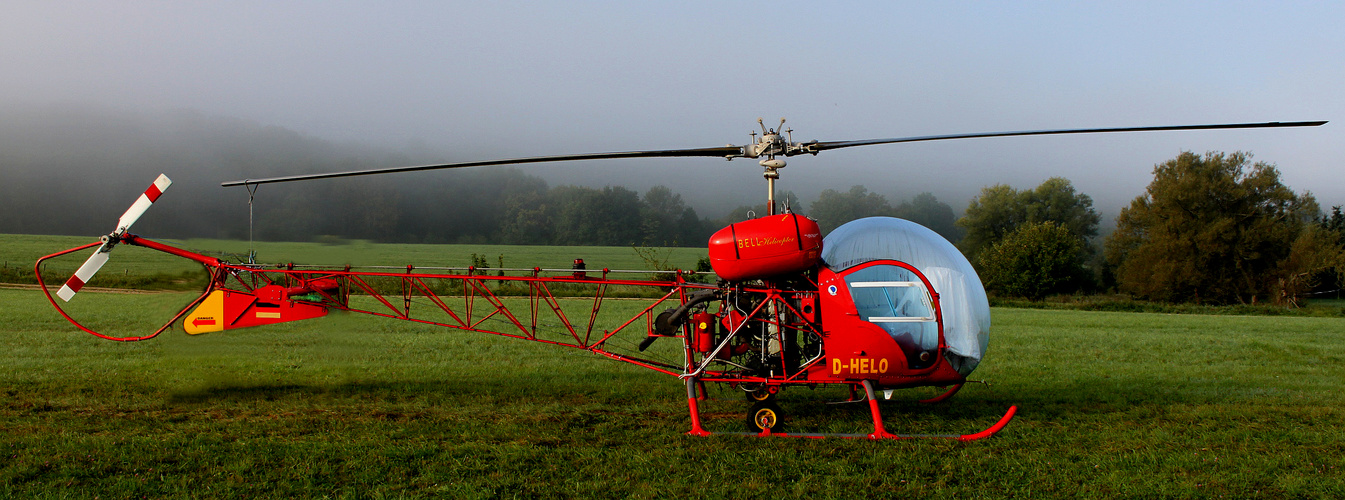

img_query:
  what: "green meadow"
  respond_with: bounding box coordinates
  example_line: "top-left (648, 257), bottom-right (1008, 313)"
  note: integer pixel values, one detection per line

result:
top-left (2, 236), bottom-right (1343, 498)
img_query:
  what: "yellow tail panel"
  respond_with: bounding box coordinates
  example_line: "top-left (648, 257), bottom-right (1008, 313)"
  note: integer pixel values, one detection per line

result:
top-left (184, 290), bottom-right (225, 335)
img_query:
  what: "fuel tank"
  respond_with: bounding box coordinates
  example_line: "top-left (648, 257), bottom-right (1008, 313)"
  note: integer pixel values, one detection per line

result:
top-left (707, 213), bottom-right (822, 281)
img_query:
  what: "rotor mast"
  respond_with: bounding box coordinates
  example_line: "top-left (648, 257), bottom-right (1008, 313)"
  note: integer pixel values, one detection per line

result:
top-left (750, 118), bottom-right (794, 216)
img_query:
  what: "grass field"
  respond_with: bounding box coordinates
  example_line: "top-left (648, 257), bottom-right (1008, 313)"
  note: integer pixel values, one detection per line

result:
top-left (2, 236), bottom-right (1344, 497)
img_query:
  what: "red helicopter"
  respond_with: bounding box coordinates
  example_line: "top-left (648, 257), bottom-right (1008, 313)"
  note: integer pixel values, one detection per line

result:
top-left (36, 119), bottom-right (1326, 440)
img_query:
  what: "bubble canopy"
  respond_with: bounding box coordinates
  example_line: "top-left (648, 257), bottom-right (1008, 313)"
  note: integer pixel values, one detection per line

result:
top-left (821, 217), bottom-right (991, 376)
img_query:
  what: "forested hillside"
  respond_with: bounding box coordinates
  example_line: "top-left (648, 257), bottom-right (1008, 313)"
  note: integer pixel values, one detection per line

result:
top-left (0, 104), bottom-right (960, 246)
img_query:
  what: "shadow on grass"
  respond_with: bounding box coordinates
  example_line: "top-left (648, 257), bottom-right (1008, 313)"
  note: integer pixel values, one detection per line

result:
top-left (166, 383), bottom-right (321, 404)
top-left (155, 369), bottom-right (1297, 438)
top-left (163, 375), bottom-right (667, 406)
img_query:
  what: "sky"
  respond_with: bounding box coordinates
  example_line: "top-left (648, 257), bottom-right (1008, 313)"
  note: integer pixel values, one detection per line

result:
top-left (3, 1), bottom-right (1342, 219)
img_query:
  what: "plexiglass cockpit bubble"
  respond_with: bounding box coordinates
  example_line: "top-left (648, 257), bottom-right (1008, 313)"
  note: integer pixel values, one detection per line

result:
top-left (821, 217), bottom-right (991, 376)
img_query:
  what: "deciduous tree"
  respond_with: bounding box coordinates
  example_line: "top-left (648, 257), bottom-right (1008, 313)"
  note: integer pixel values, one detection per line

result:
top-left (957, 177), bottom-right (1099, 260)
top-left (809, 185), bottom-right (894, 234)
top-left (640, 185), bottom-right (705, 246)
top-left (1105, 151), bottom-right (1320, 304)
top-left (894, 192), bottom-right (963, 243)
top-left (550, 185), bottom-right (644, 246)
top-left (978, 221), bottom-right (1087, 301)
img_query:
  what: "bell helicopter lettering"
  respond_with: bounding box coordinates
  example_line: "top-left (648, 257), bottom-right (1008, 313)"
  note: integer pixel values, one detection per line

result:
top-left (36, 118), bottom-right (1326, 439)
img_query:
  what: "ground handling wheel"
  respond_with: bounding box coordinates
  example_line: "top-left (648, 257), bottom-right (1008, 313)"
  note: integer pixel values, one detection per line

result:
top-left (746, 401), bottom-right (784, 434)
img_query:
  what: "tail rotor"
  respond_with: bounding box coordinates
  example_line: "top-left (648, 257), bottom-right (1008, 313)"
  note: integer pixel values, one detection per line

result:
top-left (55, 174), bottom-right (172, 301)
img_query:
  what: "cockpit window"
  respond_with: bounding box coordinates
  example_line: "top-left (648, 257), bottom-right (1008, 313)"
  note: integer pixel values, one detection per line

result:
top-left (843, 263), bottom-right (940, 370)
top-left (849, 281), bottom-right (934, 321)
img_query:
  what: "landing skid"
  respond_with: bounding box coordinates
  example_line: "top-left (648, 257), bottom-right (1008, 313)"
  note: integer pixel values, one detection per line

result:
top-left (684, 379), bottom-right (1017, 441)
top-left (719, 405), bottom-right (1017, 441)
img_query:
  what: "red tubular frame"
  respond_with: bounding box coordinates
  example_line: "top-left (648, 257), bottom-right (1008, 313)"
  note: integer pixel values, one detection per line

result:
top-left (34, 241), bottom-right (218, 341)
top-left (35, 234), bottom-right (1016, 440)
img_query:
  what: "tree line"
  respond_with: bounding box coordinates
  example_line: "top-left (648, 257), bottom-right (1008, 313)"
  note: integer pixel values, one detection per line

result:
top-left (281, 170), bottom-right (963, 247)
top-left (958, 151), bottom-right (1342, 306)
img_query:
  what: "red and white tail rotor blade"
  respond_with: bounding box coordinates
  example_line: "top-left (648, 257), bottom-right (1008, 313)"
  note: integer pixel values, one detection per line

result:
top-left (116, 174), bottom-right (172, 235)
top-left (56, 174), bottom-right (172, 302)
top-left (56, 250), bottom-right (111, 301)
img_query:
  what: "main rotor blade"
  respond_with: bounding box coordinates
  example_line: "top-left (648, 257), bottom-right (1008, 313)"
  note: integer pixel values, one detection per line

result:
top-left (221, 146), bottom-right (743, 187)
top-left (809, 121), bottom-right (1328, 151)
top-left (220, 120), bottom-right (1327, 187)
